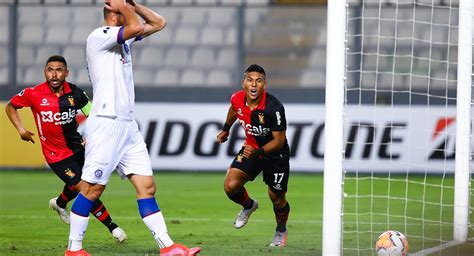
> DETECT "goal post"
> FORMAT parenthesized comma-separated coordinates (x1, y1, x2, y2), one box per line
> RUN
(453, 0, 472, 243)
(322, 0, 346, 255)
(323, 0, 472, 255)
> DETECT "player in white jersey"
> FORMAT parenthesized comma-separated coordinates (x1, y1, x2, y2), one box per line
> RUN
(65, 0, 201, 255)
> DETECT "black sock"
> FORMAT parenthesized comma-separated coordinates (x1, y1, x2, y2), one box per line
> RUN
(56, 185, 79, 209)
(91, 199, 118, 233)
(274, 202, 290, 232)
(227, 188, 253, 209)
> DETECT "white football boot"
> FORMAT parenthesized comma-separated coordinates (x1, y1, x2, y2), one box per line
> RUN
(269, 230, 288, 247)
(49, 197, 70, 224)
(234, 199, 258, 229)
(112, 227, 127, 243)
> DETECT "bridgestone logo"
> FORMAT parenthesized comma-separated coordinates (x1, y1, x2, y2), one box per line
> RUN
(41, 109, 77, 125)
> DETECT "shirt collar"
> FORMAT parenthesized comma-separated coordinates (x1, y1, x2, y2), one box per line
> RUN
(244, 90, 267, 110)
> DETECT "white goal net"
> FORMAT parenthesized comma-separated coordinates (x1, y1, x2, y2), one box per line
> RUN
(323, 0, 473, 255)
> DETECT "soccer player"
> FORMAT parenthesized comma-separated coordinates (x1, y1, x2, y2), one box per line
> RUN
(65, 0, 201, 255)
(5, 55, 127, 243)
(216, 64, 291, 247)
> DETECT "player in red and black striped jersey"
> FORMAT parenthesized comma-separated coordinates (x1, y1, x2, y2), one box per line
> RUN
(216, 64, 291, 247)
(5, 55, 127, 242)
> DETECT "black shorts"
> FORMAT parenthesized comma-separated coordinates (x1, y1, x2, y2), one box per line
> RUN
(48, 150, 84, 187)
(230, 147, 290, 194)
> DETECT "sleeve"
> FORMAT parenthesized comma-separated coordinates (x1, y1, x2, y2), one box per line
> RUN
(81, 101, 92, 117)
(76, 87, 90, 108)
(269, 104, 287, 131)
(229, 92, 237, 110)
(87, 26, 123, 52)
(9, 88, 33, 108)
(76, 88, 92, 116)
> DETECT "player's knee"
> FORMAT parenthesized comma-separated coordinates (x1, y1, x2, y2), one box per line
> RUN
(224, 179, 241, 195)
(137, 182, 156, 197)
(81, 183, 105, 200)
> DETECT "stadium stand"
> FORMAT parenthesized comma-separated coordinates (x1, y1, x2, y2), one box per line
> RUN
(1, 1, 454, 90)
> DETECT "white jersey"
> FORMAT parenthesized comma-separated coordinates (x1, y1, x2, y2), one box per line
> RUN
(86, 26, 139, 121)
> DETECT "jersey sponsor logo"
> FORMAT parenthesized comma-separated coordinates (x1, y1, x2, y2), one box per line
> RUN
(40, 109, 77, 125)
(123, 43, 130, 54)
(103, 27, 110, 34)
(238, 120, 270, 137)
(40, 98, 50, 106)
(276, 111, 282, 126)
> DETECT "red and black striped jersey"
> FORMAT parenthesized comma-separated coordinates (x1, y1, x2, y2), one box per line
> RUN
(230, 90, 290, 158)
(10, 82, 89, 164)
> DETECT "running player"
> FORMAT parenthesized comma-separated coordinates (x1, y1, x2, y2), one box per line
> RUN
(5, 55, 127, 243)
(216, 64, 291, 247)
(65, 0, 200, 255)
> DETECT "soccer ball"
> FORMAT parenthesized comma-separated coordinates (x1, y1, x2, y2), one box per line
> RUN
(375, 230, 409, 256)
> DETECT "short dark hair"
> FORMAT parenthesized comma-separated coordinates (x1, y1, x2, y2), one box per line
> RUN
(46, 55, 67, 68)
(244, 64, 266, 78)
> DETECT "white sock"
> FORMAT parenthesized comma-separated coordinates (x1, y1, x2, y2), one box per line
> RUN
(142, 211, 174, 248)
(68, 212, 90, 251)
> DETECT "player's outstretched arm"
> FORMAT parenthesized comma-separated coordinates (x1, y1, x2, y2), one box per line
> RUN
(132, 0, 166, 38)
(5, 102, 35, 144)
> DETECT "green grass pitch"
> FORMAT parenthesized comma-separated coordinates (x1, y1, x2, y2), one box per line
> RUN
(1, 171, 472, 255)
(0, 171, 321, 255)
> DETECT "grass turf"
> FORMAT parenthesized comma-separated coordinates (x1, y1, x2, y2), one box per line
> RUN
(1, 171, 472, 255)
(0, 171, 321, 255)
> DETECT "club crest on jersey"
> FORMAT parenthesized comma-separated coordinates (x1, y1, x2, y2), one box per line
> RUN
(68, 97, 75, 106)
(236, 153, 244, 163)
(258, 113, 265, 124)
(64, 168, 76, 178)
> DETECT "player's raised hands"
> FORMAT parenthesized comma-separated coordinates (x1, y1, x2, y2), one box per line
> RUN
(104, 0, 127, 12)
(19, 128, 35, 144)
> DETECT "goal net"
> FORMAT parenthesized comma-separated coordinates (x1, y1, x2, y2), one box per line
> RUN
(323, 0, 473, 255)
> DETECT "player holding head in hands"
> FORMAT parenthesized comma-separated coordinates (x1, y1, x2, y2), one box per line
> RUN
(5, 55, 126, 243)
(65, 1, 200, 255)
(216, 64, 291, 248)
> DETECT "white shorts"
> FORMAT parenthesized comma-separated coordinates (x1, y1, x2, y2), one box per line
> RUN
(81, 115, 153, 185)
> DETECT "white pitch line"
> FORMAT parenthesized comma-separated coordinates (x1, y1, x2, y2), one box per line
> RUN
(409, 240, 465, 256)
